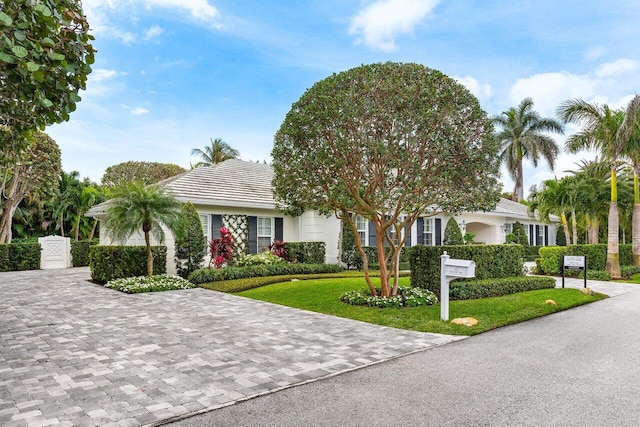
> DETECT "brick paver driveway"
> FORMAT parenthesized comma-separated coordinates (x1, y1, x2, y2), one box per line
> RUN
(0, 268, 464, 426)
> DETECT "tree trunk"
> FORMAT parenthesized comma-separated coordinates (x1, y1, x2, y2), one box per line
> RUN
(571, 209, 578, 245)
(561, 211, 571, 246)
(88, 218, 98, 241)
(633, 165, 640, 267)
(344, 213, 376, 296)
(375, 219, 390, 297)
(606, 168, 621, 278)
(144, 230, 153, 277)
(515, 156, 524, 202)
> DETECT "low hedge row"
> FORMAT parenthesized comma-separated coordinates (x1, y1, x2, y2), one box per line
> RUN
(70, 240, 99, 267)
(188, 263, 344, 285)
(0, 243, 41, 272)
(283, 242, 326, 264)
(537, 244, 634, 274)
(343, 246, 413, 270)
(89, 245, 167, 283)
(450, 276, 556, 300)
(410, 244, 525, 294)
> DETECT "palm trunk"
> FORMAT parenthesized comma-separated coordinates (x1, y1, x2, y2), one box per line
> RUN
(144, 230, 153, 277)
(571, 209, 578, 245)
(88, 218, 98, 241)
(606, 168, 621, 278)
(561, 211, 571, 246)
(633, 165, 640, 267)
(515, 155, 524, 202)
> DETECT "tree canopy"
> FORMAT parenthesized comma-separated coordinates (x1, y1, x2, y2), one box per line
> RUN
(272, 62, 502, 297)
(101, 161, 186, 189)
(0, 1, 95, 154)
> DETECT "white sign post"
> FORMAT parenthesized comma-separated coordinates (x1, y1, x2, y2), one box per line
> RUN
(440, 251, 476, 321)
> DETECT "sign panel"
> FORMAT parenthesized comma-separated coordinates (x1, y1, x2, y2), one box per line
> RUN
(564, 255, 585, 269)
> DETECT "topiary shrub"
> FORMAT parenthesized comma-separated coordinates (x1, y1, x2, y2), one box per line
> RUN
(450, 276, 556, 300)
(70, 239, 98, 267)
(174, 202, 206, 278)
(512, 221, 529, 246)
(89, 245, 167, 283)
(443, 218, 464, 245)
(0, 243, 41, 271)
(188, 263, 343, 285)
(409, 244, 525, 294)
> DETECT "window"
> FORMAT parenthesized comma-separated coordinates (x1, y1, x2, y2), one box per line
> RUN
(199, 214, 209, 242)
(504, 223, 513, 234)
(257, 217, 273, 251)
(355, 215, 367, 246)
(423, 218, 434, 246)
(537, 225, 544, 246)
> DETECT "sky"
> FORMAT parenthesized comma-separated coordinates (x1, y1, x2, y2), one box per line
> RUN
(47, 0, 640, 197)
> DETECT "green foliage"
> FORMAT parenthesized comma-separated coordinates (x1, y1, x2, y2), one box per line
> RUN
(537, 244, 635, 274)
(342, 246, 412, 270)
(340, 219, 359, 268)
(105, 274, 195, 293)
(89, 245, 167, 283)
(537, 246, 568, 274)
(443, 218, 464, 245)
(620, 265, 640, 279)
(101, 161, 186, 189)
(577, 270, 612, 281)
(188, 263, 343, 285)
(0, 1, 95, 153)
(339, 286, 437, 308)
(174, 202, 206, 278)
(234, 251, 285, 267)
(450, 276, 556, 300)
(283, 242, 326, 264)
(0, 242, 40, 271)
(523, 245, 543, 261)
(511, 221, 529, 245)
(70, 239, 97, 267)
(191, 138, 239, 167)
(409, 244, 525, 294)
(555, 224, 566, 246)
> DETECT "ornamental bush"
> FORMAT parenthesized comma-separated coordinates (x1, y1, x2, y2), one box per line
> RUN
(340, 286, 437, 308)
(344, 246, 413, 270)
(511, 221, 529, 245)
(443, 218, 464, 245)
(188, 263, 343, 285)
(174, 202, 206, 278)
(235, 251, 286, 267)
(283, 242, 326, 264)
(105, 274, 195, 293)
(89, 245, 166, 283)
(410, 244, 525, 294)
(0, 243, 41, 271)
(537, 244, 634, 275)
(449, 276, 556, 300)
(71, 239, 98, 267)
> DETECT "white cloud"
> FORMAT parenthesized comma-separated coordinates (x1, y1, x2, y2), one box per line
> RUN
(144, 24, 165, 40)
(454, 76, 493, 102)
(595, 58, 640, 78)
(142, 0, 219, 22)
(131, 107, 150, 115)
(90, 69, 120, 82)
(584, 46, 606, 62)
(349, 0, 439, 51)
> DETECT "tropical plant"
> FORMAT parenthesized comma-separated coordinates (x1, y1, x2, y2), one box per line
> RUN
(174, 202, 206, 278)
(558, 99, 625, 277)
(528, 179, 571, 245)
(620, 95, 640, 266)
(493, 98, 564, 201)
(209, 226, 235, 268)
(443, 218, 464, 245)
(103, 183, 182, 277)
(0, 1, 95, 158)
(272, 62, 502, 298)
(191, 138, 239, 167)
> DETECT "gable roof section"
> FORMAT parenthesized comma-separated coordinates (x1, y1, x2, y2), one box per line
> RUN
(160, 159, 276, 209)
(491, 197, 560, 223)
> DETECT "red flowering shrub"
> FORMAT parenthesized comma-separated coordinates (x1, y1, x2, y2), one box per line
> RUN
(269, 239, 288, 261)
(209, 227, 235, 268)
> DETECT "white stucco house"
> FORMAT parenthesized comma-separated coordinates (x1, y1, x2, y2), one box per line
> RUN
(86, 159, 558, 274)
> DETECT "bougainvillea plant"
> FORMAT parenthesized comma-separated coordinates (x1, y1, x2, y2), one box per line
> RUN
(209, 226, 235, 268)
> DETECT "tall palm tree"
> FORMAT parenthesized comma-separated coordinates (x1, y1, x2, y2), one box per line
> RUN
(620, 95, 640, 266)
(557, 99, 625, 277)
(104, 183, 182, 277)
(493, 98, 564, 201)
(191, 138, 239, 167)
(528, 179, 572, 246)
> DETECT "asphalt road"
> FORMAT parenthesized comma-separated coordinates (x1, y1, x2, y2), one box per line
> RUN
(166, 289, 640, 427)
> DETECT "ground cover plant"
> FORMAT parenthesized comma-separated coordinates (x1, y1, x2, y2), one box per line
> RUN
(237, 277, 606, 335)
(105, 274, 195, 293)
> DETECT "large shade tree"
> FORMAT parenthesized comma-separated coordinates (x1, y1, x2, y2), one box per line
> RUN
(0, 1, 94, 156)
(272, 62, 502, 297)
(493, 98, 564, 202)
(558, 99, 625, 277)
(101, 161, 186, 189)
(104, 183, 182, 277)
(191, 138, 239, 167)
(0, 131, 61, 243)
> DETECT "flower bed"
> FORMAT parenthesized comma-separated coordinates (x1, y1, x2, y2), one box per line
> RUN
(105, 274, 196, 293)
(340, 286, 437, 308)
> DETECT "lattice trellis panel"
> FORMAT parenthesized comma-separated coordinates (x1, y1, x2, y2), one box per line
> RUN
(223, 214, 249, 254)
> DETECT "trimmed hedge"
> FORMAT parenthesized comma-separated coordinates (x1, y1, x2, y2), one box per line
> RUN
(89, 245, 167, 283)
(283, 242, 326, 264)
(0, 243, 41, 272)
(450, 276, 556, 300)
(188, 263, 343, 285)
(70, 240, 98, 267)
(524, 245, 543, 261)
(410, 244, 525, 294)
(537, 244, 634, 275)
(346, 246, 413, 270)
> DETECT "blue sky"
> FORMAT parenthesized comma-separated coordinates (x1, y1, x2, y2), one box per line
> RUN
(47, 0, 640, 195)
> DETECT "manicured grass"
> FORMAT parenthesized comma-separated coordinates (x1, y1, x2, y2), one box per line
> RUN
(238, 277, 607, 336)
(614, 273, 640, 284)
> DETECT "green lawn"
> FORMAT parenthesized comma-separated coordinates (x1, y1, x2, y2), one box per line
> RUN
(614, 273, 640, 284)
(238, 277, 606, 335)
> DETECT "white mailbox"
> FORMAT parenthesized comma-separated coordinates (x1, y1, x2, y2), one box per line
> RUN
(440, 251, 476, 321)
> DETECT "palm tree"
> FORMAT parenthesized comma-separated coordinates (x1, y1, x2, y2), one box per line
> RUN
(557, 99, 625, 277)
(191, 138, 239, 167)
(528, 179, 572, 246)
(493, 98, 564, 201)
(620, 95, 640, 266)
(52, 170, 81, 237)
(103, 183, 182, 277)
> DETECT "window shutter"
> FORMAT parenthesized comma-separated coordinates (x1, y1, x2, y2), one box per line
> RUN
(275, 217, 283, 241)
(529, 224, 534, 245)
(248, 216, 257, 254)
(544, 226, 549, 246)
(211, 215, 222, 240)
(417, 218, 424, 245)
(435, 218, 442, 246)
(368, 220, 376, 248)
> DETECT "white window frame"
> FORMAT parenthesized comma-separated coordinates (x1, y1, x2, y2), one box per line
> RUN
(537, 225, 545, 246)
(199, 214, 210, 243)
(504, 223, 513, 234)
(355, 215, 368, 247)
(257, 217, 273, 251)
(423, 218, 434, 246)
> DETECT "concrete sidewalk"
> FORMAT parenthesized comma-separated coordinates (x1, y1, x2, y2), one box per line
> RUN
(0, 268, 463, 426)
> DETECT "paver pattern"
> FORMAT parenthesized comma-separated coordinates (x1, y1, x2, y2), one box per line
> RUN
(0, 268, 464, 426)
